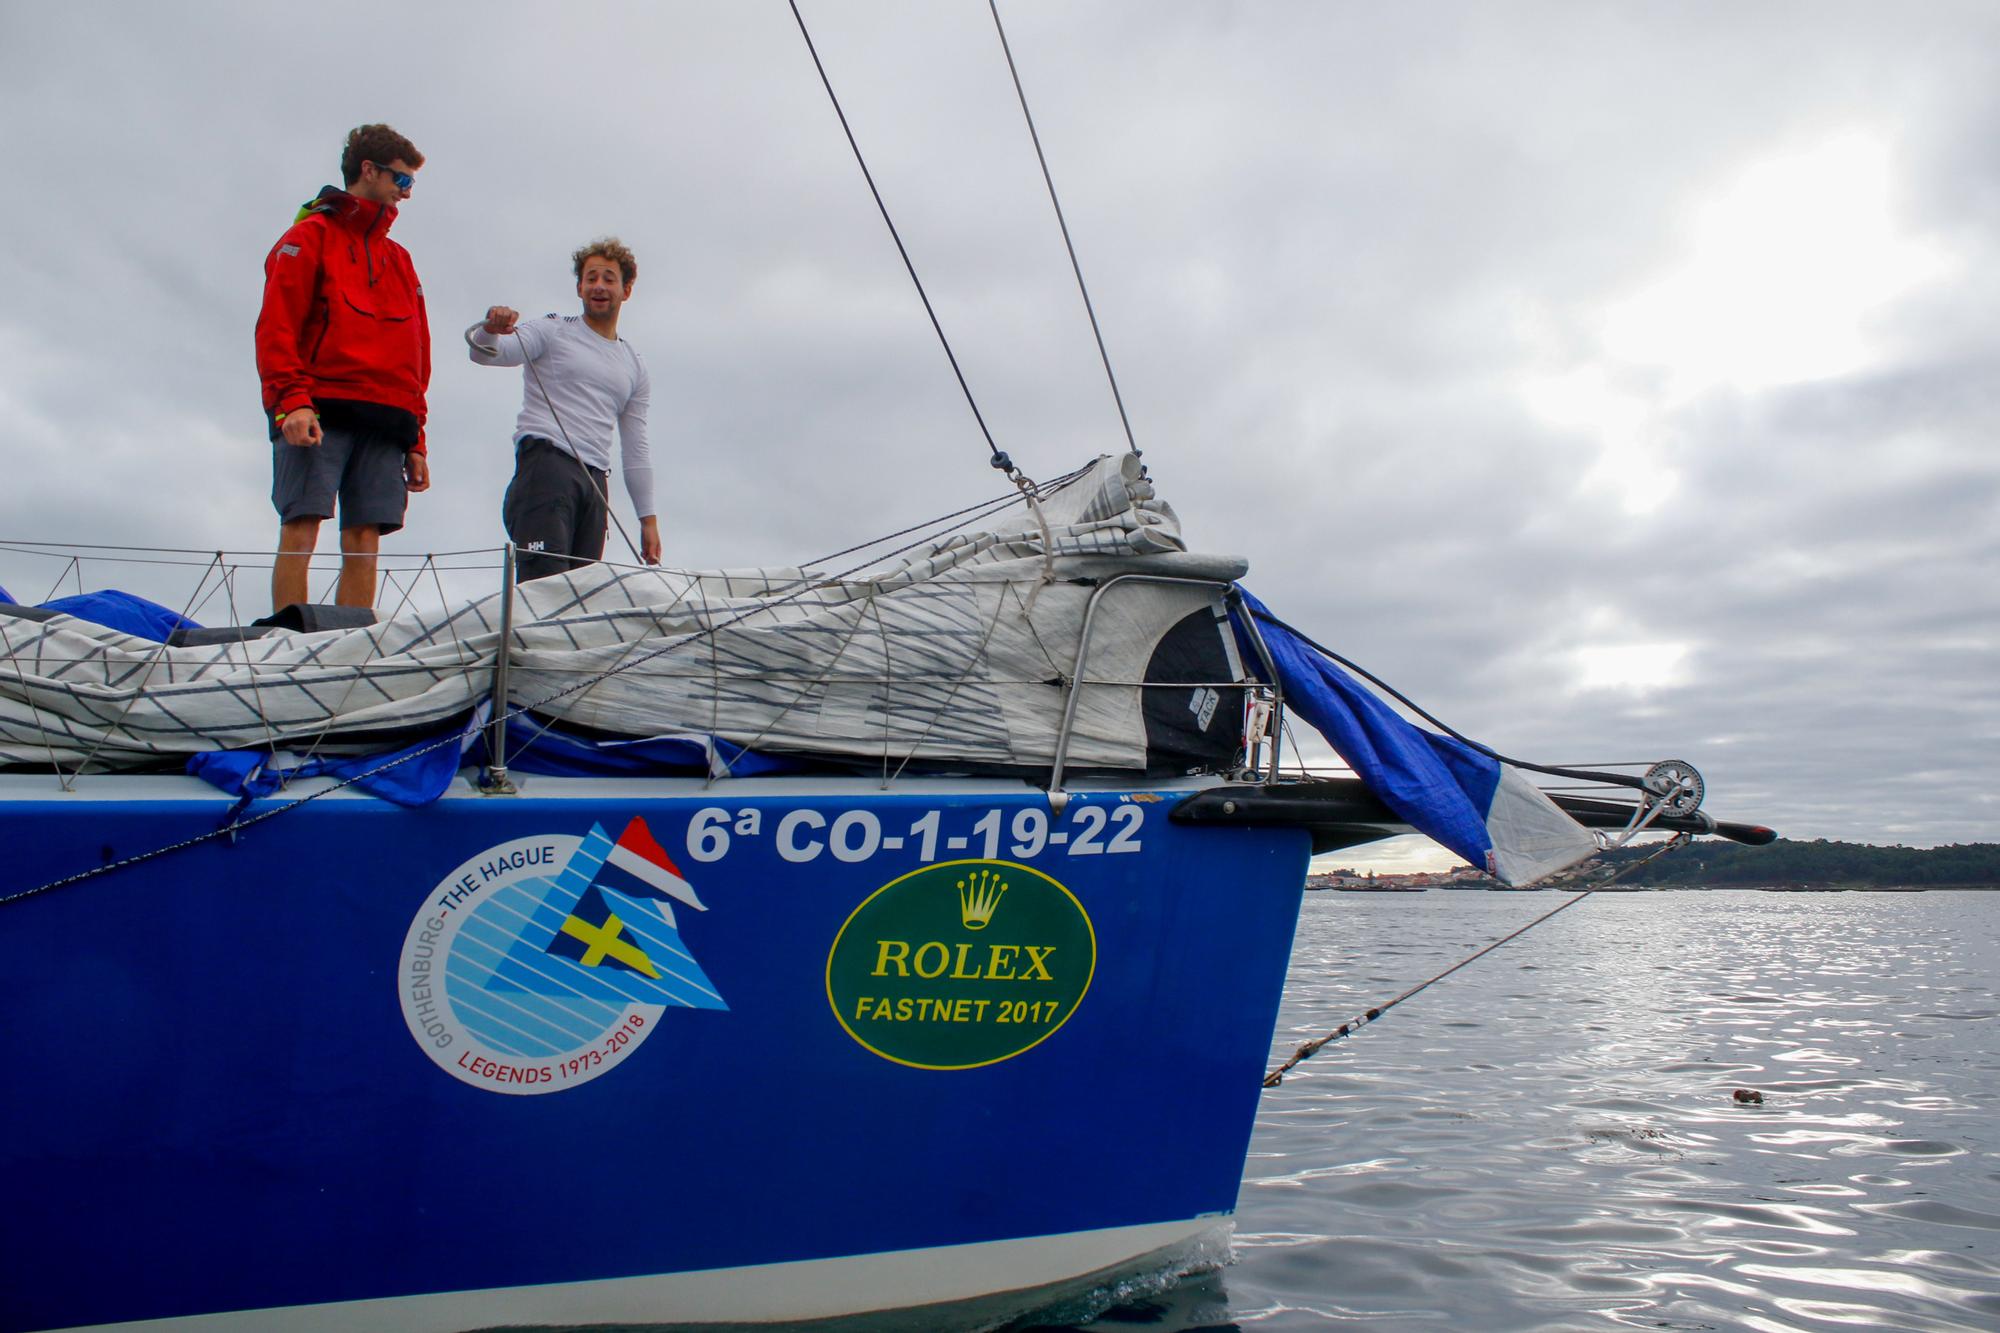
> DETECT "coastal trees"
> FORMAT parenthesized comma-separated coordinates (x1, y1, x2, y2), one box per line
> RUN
(1602, 839, 2000, 888)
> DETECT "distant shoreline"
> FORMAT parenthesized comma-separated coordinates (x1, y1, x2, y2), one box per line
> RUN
(1315, 839, 2000, 893)
(1306, 879, 2000, 893)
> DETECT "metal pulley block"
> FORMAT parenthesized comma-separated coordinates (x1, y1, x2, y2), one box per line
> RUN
(1643, 759, 1705, 817)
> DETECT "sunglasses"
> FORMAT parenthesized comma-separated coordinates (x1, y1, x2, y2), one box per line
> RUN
(369, 161, 415, 191)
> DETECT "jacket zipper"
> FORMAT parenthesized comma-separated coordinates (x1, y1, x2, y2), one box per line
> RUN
(309, 298, 330, 364)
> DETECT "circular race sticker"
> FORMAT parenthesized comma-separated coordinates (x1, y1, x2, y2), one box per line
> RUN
(400, 825, 726, 1095)
(827, 859, 1095, 1070)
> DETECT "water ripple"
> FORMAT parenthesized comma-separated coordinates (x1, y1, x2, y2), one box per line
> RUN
(1039, 889, 2000, 1333)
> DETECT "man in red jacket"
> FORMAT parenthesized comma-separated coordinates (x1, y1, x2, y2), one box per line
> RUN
(256, 124, 431, 612)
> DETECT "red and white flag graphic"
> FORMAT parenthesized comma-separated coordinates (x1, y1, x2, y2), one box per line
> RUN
(603, 817, 706, 911)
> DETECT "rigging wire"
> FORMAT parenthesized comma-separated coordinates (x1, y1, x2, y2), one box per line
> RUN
(463, 320, 645, 567)
(40, 556, 81, 604)
(986, 0, 1139, 458)
(787, 0, 1017, 479)
(0, 468, 1101, 909)
(1262, 833, 1691, 1087)
(520, 331, 646, 566)
(64, 554, 225, 790)
(0, 16, 1685, 933)
(802, 462, 1088, 570)
(1247, 605, 1654, 796)
(0, 541, 506, 575)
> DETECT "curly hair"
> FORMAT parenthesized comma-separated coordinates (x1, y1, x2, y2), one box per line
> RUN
(573, 237, 637, 288)
(340, 124, 424, 187)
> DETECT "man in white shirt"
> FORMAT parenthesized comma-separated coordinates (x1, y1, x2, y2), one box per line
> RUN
(467, 237, 661, 581)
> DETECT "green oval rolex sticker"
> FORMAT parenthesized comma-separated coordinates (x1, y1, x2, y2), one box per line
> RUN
(827, 859, 1096, 1070)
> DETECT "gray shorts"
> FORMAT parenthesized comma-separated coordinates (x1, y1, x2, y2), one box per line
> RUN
(272, 420, 410, 534)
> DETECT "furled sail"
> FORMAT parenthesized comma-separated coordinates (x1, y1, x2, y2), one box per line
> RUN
(0, 455, 1248, 777)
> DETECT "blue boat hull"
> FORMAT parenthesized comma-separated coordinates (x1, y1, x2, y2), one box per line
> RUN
(0, 776, 1308, 1330)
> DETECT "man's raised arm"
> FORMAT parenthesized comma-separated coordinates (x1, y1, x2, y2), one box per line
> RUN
(465, 306, 534, 366)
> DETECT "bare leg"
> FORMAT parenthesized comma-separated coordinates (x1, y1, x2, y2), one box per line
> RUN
(337, 526, 381, 608)
(273, 517, 322, 613)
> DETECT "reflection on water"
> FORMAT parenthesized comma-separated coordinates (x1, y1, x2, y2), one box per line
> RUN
(1033, 890, 2000, 1332)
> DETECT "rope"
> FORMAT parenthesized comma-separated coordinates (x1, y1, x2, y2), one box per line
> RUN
(289, 553, 433, 776)
(462, 318, 643, 566)
(220, 563, 285, 769)
(65, 553, 224, 790)
(1010, 470, 1058, 609)
(987, 0, 1139, 459)
(802, 461, 1092, 570)
(39, 554, 81, 603)
(1248, 605, 1653, 796)
(787, 0, 1019, 480)
(864, 583, 895, 785)
(885, 587, 1012, 787)
(719, 580, 874, 764)
(1261, 833, 1691, 1087)
(694, 570, 725, 785)
(555, 571, 703, 748)
(520, 337, 645, 565)
(0, 616, 66, 777)
(423, 556, 470, 668)
(0, 540, 506, 567)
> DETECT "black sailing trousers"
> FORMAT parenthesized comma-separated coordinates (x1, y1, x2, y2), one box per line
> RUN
(502, 436, 609, 583)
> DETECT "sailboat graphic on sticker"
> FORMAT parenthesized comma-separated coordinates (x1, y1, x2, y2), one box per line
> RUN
(398, 817, 728, 1095)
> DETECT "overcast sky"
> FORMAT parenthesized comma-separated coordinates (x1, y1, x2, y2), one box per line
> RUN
(2, 2, 1994, 868)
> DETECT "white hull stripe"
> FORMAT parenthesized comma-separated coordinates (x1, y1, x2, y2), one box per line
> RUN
(53, 1216, 1228, 1332)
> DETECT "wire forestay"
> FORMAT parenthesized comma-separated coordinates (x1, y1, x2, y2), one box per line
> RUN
(787, 0, 1018, 480)
(986, 0, 1139, 458)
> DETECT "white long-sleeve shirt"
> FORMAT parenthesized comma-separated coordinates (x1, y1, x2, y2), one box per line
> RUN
(467, 314, 654, 518)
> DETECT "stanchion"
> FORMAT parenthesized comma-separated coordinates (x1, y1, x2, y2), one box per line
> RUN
(483, 543, 518, 794)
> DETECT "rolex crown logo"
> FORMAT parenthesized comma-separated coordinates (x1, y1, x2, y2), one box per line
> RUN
(957, 869, 1008, 930)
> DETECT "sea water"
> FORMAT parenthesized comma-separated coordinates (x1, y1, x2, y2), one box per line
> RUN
(1028, 888, 2000, 1331)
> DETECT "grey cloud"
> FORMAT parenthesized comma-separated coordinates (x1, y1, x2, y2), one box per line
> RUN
(2, 1, 1995, 859)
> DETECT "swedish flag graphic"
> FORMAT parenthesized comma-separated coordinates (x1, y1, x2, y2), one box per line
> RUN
(547, 885, 661, 978)
(484, 821, 728, 1011)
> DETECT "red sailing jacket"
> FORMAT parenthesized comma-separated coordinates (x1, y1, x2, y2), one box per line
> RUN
(256, 186, 431, 452)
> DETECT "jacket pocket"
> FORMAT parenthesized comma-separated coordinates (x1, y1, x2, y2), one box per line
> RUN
(338, 287, 412, 323)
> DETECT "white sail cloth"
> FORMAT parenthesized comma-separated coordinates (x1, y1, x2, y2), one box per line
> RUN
(0, 455, 1247, 773)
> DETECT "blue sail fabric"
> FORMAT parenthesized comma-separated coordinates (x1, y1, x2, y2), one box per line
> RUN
(187, 713, 800, 809)
(39, 590, 199, 642)
(0, 585, 13, 605)
(1230, 587, 1504, 873)
(488, 717, 802, 779)
(187, 725, 473, 810)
